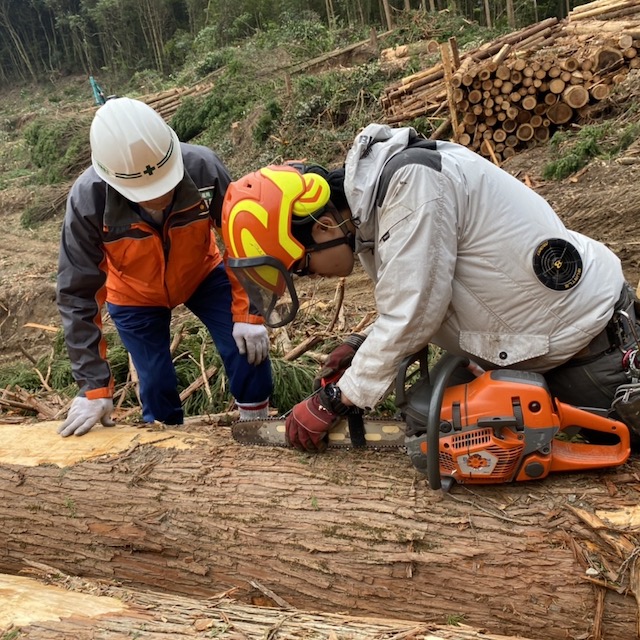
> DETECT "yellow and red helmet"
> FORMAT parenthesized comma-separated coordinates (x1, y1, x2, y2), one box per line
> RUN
(221, 165, 331, 327)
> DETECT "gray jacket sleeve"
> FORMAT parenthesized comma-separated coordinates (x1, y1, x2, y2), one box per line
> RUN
(56, 170, 113, 397)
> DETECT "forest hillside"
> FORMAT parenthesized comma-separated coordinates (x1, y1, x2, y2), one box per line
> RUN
(1, 1, 640, 420)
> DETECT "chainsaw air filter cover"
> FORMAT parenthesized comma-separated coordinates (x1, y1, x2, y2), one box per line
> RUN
(532, 238, 583, 291)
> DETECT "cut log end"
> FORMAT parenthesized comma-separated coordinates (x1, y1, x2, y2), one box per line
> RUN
(563, 84, 589, 109)
(547, 101, 574, 124)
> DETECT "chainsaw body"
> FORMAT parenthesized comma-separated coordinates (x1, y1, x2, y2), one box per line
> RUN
(397, 353, 630, 490)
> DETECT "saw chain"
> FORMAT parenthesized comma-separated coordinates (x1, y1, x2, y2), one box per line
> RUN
(231, 416, 406, 449)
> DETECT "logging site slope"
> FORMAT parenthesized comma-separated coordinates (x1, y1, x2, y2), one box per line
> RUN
(4, 4, 640, 640)
(2, 5, 640, 386)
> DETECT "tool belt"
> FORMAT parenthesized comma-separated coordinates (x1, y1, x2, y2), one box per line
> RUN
(566, 283, 638, 365)
(612, 383, 640, 435)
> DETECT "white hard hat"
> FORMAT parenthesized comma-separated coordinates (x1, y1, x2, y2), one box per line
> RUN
(90, 97, 184, 203)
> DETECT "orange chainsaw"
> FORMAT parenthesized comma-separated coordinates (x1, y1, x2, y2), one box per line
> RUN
(398, 352, 630, 490)
(231, 350, 631, 491)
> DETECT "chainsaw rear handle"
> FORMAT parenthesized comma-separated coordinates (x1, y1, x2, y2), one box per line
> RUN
(426, 355, 470, 490)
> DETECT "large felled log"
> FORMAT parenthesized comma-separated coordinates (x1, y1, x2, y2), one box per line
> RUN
(2, 421, 640, 639)
(0, 569, 537, 639)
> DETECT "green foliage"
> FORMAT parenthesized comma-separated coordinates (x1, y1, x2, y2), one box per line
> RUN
(289, 64, 384, 136)
(212, 61, 388, 175)
(543, 127, 602, 180)
(543, 121, 640, 180)
(164, 29, 193, 71)
(20, 191, 66, 229)
(0, 362, 42, 390)
(253, 101, 283, 143)
(254, 11, 335, 60)
(271, 357, 316, 413)
(406, 116, 444, 140)
(0, 330, 77, 394)
(195, 48, 235, 78)
(0, 132, 31, 190)
(23, 114, 92, 184)
(171, 96, 209, 141)
(225, 12, 256, 43)
(0, 318, 315, 418)
(192, 26, 223, 56)
(609, 122, 640, 156)
(386, 10, 505, 51)
(126, 70, 171, 95)
(173, 53, 272, 144)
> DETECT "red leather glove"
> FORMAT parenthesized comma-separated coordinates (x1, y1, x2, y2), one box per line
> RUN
(313, 333, 366, 391)
(285, 394, 340, 452)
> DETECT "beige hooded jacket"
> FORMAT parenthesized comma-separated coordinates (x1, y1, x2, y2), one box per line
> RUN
(337, 124, 624, 410)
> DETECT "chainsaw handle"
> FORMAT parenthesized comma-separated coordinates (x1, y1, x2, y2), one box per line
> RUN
(394, 347, 430, 408)
(427, 355, 470, 490)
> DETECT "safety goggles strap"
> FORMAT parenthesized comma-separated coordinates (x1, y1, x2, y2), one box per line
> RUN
(305, 235, 353, 254)
(293, 235, 354, 277)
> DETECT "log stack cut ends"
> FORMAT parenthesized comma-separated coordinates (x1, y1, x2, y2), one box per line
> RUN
(380, 0, 640, 163)
(445, 42, 634, 164)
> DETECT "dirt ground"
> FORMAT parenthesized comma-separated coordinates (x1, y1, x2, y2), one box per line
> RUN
(0, 186, 62, 366)
(2, 76, 640, 368)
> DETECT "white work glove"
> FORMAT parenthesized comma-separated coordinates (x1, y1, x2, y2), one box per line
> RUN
(58, 396, 115, 437)
(232, 322, 269, 365)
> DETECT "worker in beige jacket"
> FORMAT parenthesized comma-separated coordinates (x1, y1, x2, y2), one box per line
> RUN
(221, 123, 638, 452)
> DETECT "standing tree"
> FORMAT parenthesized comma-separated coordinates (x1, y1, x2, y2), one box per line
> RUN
(506, 0, 516, 27)
(381, 0, 394, 28)
(138, 0, 170, 74)
(0, 0, 39, 81)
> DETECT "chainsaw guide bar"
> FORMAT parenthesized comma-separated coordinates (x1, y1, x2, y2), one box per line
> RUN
(231, 417, 406, 449)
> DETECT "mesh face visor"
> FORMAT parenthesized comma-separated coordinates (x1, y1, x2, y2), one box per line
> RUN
(228, 256, 300, 328)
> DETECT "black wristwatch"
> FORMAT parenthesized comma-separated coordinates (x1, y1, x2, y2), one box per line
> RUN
(319, 383, 351, 416)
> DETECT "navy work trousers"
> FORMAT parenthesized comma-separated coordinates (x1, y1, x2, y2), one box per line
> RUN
(107, 264, 273, 424)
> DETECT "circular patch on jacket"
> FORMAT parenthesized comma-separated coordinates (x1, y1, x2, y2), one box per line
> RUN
(532, 238, 583, 290)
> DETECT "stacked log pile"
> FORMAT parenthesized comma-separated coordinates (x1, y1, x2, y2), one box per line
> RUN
(139, 82, 214, 120)
(381, 0, 640, 164)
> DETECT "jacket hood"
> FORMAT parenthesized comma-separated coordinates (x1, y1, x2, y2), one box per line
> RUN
(344, 124, 417, 225)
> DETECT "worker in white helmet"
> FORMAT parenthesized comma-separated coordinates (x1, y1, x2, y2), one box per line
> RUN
(56, 97, 272, 436)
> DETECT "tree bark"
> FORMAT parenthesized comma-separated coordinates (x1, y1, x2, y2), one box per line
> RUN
(506, 0, 516, 29)
(1, 421, 640, 640)
(484, 0, 493, 28)
(0, 569, 537, 640)
(381, 0, 394, 29)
